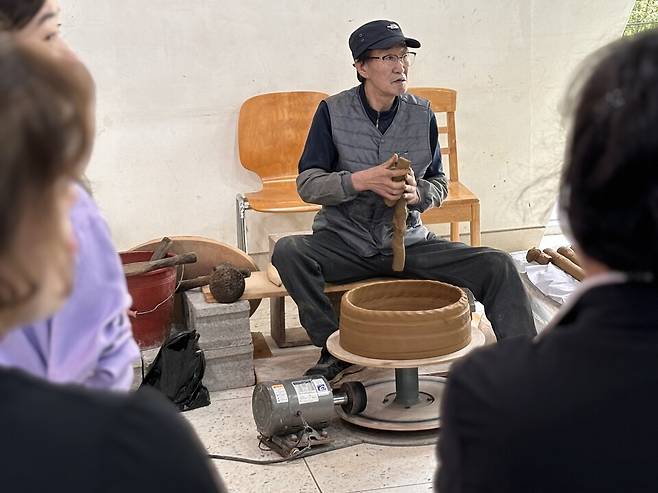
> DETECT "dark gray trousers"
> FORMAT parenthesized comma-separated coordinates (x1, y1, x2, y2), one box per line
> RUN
(272, 229, 536, 347)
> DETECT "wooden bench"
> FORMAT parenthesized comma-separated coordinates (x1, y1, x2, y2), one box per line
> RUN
(203, 269, 391, 348)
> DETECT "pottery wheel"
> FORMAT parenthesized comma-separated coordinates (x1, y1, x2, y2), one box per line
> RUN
(336, 375, 446, 431)
(327, 321, 485, 431)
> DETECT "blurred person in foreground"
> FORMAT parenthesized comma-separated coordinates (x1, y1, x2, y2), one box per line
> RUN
(0, 0, 140, 390)
(0, 34, 225, 493)
(437, 29, 658, 492)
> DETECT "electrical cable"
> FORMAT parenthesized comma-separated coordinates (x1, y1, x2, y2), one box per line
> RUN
(207, 410, 358, 465)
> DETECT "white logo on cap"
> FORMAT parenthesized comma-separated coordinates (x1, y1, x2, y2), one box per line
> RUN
(387, 24, 400, 30)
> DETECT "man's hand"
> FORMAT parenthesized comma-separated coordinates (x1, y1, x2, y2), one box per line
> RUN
(351, 154, 408, 202)
(403, 167, 421, 205)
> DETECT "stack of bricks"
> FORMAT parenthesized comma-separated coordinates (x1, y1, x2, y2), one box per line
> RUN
(183, 290, 255, 392)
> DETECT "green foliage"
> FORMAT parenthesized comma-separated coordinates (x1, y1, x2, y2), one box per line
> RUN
(625, 0, 658, 36)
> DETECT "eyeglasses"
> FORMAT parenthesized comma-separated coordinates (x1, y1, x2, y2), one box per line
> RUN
(366, 52, 416, 67)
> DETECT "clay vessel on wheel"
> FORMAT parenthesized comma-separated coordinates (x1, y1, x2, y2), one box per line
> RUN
(339, 280, 471, 360)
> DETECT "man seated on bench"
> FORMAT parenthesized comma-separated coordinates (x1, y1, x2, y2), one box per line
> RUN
(272, 19, 536, 382)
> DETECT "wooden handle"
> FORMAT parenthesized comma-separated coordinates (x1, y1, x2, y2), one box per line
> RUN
(149, 252, 197, 269)
(557, 246, 581, 267)
(392, 199, 407, 271)
(543, 248, 585, 281)
(390, 157, 411, 271)
(124, 252, 198, 277)
(176, 275, 210, 293)
(149, 237, 173, 261)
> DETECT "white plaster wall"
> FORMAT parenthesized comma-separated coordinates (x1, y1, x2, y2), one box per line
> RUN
(61, 0, 634, 253)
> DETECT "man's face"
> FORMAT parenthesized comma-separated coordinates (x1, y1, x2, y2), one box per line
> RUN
(356, 44, 409, 99)
(15, 0, 74, 59)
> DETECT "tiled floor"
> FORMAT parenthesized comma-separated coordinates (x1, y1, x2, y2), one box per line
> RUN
(185, 396, 438, 492)
(183, 233, 569, 492)
(185, 382, 438, 492)
(183, 298, 497, 493)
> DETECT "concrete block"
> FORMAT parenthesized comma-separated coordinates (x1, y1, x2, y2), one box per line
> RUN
(184, 290, 251, 350)
(203, 343, 255, 392)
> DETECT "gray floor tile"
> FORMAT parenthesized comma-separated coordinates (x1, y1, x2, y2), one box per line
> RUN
(185, 394, 319, 492)
(304, 443, 437, 493)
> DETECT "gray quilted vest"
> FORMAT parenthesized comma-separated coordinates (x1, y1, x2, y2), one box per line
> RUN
(312, 86, 433, 257)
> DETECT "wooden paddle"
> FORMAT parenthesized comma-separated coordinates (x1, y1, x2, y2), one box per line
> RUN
(390, 157, 412, 271)
(123, 252, 197, 277)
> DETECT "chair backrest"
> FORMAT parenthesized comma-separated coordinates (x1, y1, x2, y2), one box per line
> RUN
(407, 87, 459, 182)
(238, 91, 329, 183)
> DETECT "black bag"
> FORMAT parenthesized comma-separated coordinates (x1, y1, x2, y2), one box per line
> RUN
(140, 330, 210, 412)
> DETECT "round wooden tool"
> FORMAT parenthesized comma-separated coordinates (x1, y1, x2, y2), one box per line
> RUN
(131, 236, 261, 314)
(557, 246, 581, 267)
(526, 247, 551, 265)
(543, 248, 585, 281)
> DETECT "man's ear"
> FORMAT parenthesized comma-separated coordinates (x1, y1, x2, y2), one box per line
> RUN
(354, 60, 368, 80)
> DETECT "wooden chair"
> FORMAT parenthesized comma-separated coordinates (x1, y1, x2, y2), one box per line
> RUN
(235, 91, 328, 252)
(408, 87, 481, 246)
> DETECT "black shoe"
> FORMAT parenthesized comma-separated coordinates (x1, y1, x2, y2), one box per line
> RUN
(304, 347, 361, 383)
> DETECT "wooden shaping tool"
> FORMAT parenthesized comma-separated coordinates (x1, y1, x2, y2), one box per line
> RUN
(543, 248, 585, 281)
(526, 247, 551, 265)
(176, 275, 210, 293)
(527, 246, 584, 280)
(557, 245, 581, 267)
(176, 263, 252, 293)
(384, 156, 412, 208)
(390, 157, 412, 271)
(123, 252, 197, 277)
(149, 237, 173, 261)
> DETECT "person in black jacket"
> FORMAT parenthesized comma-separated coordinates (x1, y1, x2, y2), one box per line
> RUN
(0, 35, 225, 493)
(436, 28, 658, 492)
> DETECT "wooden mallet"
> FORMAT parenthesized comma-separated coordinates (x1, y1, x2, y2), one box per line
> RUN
(557, 246, 581, 267)
(123, 252, 197, 277)
(543, 248, 585, 281)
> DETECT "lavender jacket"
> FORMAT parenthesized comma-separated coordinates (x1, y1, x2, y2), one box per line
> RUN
(0, 184, 140, 390)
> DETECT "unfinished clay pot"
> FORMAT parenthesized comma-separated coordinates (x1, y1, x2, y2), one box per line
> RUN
(339, 280, 471, 360)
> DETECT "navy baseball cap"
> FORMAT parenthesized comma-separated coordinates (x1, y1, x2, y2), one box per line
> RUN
(349, 20, 420, 60)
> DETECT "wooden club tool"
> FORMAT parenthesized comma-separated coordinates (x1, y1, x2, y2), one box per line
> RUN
(149, 237, 173, 261)
(526, 247, 584, 281)
(123, 252, 197, 277)
(526, 247, 551, 265)
(543, 248, 585, 281)
(388, 156, 412, 272)
(557, 246, 581, 267)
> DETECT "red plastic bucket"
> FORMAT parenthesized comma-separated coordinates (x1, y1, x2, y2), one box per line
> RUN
(120, 251, 177, 349)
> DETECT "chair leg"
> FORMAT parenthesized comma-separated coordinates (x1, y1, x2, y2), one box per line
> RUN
(269, 296, 286, 347)
(470, 202, 481, 246)
(450, 222, 460, 242)
(269, 295, 312, 348)
(236, 194, 249, 252)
